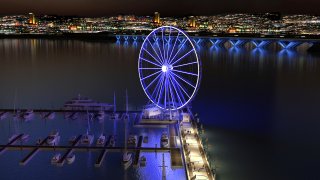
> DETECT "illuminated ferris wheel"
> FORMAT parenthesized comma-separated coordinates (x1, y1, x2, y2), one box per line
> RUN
(138, 26, 201, 110)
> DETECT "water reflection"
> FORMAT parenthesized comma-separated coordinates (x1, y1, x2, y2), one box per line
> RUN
(1, 39, 320, 180)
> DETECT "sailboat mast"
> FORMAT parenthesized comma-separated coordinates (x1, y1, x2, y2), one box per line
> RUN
(87, 110, 90, 134)
(162, 153, 167, 180)
(113, 91, 116, 113)
(126, 89, 128, 115)
(124, 90, 128, 151)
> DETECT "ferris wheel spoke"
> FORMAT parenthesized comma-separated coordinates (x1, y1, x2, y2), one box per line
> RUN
(168, 75, 184, 106)
(173, 61, 197, 68)
(141, 70, 162, 81)
(164, 78, 167, 108)
(140, 57, 161, 67)
(172, 69, 198, 77)
(144, 72, 163, 90)
(170, 49, 195, 66)
(169, 73, 191, 99)
(155, 37, 165, 63)
(151, 73, 164, 98)
(168, 32, 180, 62)
(139, 68, 162, 70)
(168, 77, 177, 109)
(146, 39, 164, 64)
(171, 71, 196, 89)
(168, 37, 188, 64)
(156, 74, 166, 106)
(142, 47, 163, 66)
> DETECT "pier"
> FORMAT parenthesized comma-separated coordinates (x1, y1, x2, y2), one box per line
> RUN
(0, 108, 140, 114)
(0, 142, 180, 167)
(169, 124, 183, 168)
(94, 135, 112, 167)
(0, 134, 24, 155)
(181, 121, 215, 180)
(20, 136, 50, 165)
(133, 136, 143, 167)
(56, 135, 82, 167)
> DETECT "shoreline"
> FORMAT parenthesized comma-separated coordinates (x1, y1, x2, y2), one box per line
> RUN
(1, 33, 320, 40)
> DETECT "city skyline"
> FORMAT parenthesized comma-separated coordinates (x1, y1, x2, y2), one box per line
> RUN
(1, 12, 320, 35)
(0, 0, 320, 16)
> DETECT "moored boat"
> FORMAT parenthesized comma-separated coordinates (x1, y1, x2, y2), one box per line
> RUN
(47, 130, 60, 146)
(80, 133, 94, 145)
(140, 156, 146, 167)
(127, 134, 137, 147)
(23, 110, 34, 121)
(0, 112, 9, 120)
(108, 135, 116, 147)
(51, 153, 61, 164)
(122, 152, 132, 170)
(161, 132, 169, 148)
(96, 134, 106, 146)
(66, 154, 75, 164)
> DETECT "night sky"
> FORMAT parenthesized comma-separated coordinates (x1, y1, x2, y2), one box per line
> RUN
(0, 0, 319, 16)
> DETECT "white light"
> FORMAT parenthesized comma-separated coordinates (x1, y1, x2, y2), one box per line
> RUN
(162, 65, 168, 72)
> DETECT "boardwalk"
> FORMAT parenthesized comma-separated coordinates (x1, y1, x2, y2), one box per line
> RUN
(181, 122, 215, 180)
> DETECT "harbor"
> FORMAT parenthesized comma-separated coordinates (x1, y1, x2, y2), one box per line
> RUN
(0, 106, 215, 180)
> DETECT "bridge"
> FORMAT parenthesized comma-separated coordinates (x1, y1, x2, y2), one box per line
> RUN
(113, 34, 320, 51)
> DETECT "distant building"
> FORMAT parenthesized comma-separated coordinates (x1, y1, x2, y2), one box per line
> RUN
(28, 13, 36, 25)
(189, 16, 196, 27)
(154, 12, 160, 24)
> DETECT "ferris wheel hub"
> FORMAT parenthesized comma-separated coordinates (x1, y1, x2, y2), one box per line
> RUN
(162, 65, 168, 72)
(161, 64, 173, 73)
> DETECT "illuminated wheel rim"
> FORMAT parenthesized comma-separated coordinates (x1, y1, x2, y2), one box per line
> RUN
(138, 26, 201, 110)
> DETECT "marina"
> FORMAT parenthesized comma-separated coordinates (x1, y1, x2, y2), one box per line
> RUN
(0, 109, 215, 179)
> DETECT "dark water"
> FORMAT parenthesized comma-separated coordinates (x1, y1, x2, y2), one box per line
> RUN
(0, 39, 320, 180)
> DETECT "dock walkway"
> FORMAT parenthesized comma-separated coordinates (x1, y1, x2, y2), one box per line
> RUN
(94, 135, 112, 167)
(20, 136, 50, 165)
(133, 136, 143, 167)
(181, 122, 214, 180)
(169, 124, 183, 168)
(0, 134, 24, 155)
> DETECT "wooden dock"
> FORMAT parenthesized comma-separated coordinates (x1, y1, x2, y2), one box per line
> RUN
(169, 124, 177, 148)
(169, 124, 183, 168)
(0, 108, 141, 114)
(56, 135, 82, 167)
(170, 148, 183, 168)
(0, 134, 24, 155)
(19, 136, 50, 166)
(94, 135, 112, 167)
(133, 136, 143, 168)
